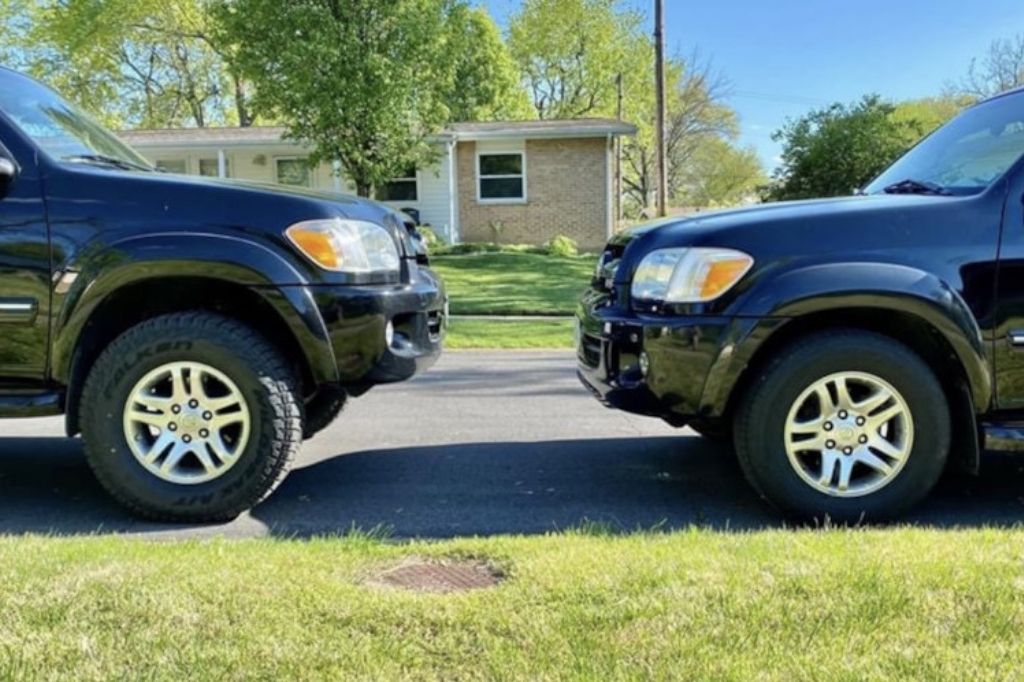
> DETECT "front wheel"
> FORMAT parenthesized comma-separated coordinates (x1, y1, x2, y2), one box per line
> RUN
(80, 312, 303, 522)
(734, 330, 950, 522)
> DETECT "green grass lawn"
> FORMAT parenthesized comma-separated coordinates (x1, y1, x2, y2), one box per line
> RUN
(445, 318, 574, 349)
(431, 252, 595, 316)
(3, 528, 1024, 680)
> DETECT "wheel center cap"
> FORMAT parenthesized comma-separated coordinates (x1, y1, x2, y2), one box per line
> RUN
(180, 412, 201, 433)
(837, 425, 856, 441)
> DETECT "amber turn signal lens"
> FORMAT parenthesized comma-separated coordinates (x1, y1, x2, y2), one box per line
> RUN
(701, 257, 753, 299)
(287, 227, 339, 269)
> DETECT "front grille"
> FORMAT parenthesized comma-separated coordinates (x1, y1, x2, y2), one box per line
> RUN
(427, 310, 444, 341)
(579, 332, 602, 368)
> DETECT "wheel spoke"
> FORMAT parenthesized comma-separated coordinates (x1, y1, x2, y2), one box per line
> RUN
(814, 385, 836, 414)
(836, 456, 855, 492)
(853, 388, 891, 415)
(143, 429, 176, 463)
(206, 395, 243, 413)
(129, 408, 169, 428)
(867, 404, 903, 430)
(818, 450, 840, 487)
(208, 433, 237, 463)
(869, 435, 906, 460)
(855, 448, 893, 475)
(133, 394, 173, 412)
(789, 417, 824, 436)
(193, 446, 217, 475)
(160, 441, 189, 474)
(210, 412, 246, 429)
(834, 376, 854, 411)
(170, 365, 189, 403)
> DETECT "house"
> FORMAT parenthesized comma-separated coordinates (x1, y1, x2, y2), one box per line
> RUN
(119, 119, 637, 251)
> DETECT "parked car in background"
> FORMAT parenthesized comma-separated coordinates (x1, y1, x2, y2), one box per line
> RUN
(579, 86, 1024, 520)
(0, 67, 445, 521)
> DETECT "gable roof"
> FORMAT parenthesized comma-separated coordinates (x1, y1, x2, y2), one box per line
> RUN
(118, 119, 637, 149)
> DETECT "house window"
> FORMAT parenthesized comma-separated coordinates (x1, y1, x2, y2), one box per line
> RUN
(478, 152, 525, 201)
(376, 166, 418, 201)
(199, 157, 230, 177)
(276, 157, 311, 187)
(155, 159, 187, 174)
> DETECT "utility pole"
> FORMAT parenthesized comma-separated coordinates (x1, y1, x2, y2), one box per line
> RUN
(615, 72, 624, 225)
(654, 0, 668, 217)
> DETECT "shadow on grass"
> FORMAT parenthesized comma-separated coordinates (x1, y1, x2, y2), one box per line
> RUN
(1, 435, 1024, 537)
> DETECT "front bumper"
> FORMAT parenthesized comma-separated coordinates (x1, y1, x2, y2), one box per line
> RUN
(576, 288, 736, 422)
(310, 265, 446, 389)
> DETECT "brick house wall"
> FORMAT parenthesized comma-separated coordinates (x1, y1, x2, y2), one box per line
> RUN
(457, 138, 610, 251)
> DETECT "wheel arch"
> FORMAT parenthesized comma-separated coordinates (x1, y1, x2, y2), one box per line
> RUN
(707, 262, 991, 474)
(55, 235, 339, 435)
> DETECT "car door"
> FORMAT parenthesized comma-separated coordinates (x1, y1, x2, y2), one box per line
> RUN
(0, 121, 51, 385)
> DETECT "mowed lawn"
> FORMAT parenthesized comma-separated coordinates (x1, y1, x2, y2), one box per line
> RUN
(431, 252, 596, 316)
(445, 318, 574, 349)
(3, 528, 1024, 680)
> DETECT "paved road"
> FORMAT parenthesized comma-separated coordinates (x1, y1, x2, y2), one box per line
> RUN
(3, 351, 1024, 538)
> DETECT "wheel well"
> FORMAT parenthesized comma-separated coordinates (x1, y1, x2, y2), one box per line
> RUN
(724, 308, 980, 473)
(64, 277, 316, 436)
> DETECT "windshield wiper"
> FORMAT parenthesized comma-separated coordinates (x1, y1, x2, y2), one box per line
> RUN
(882, 178, 952, 196)
(62, 154, 152, 172)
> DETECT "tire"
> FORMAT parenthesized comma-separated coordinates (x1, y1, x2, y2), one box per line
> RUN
(734, 330, 950, 522)
(80, 312, 303, 522)
(687, 418, 732, 443)
(303, 389, 346, 440)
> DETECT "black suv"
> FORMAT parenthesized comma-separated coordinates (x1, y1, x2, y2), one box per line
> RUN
(579, 87, 1024, 521)
(0, 68, 445, 521)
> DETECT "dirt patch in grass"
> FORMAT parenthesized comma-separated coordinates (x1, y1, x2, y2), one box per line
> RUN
(372, 558, 504, 593)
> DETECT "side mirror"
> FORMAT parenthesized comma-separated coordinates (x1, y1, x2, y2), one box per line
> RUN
(0, 157, 16, 198)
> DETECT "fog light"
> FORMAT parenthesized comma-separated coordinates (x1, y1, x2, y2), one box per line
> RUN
(385, 320, 395, 347)
(639, 351, 650, 377)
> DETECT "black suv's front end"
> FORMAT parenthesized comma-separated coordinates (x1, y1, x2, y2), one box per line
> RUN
(576, 225, 756, 425)
(289, 208, 447, 392)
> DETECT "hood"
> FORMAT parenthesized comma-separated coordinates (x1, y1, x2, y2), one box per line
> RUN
(51, 164, 418, 257)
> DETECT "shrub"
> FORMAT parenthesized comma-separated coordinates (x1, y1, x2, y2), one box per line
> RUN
(417, 225, 441, 249)
(545, 234, 579, 257)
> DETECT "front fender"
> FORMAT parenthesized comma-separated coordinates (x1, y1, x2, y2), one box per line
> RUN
(51, 232, 338, 385)
(719, 262, 991, 410)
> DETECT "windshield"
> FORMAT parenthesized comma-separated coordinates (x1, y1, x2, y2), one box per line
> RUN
(865, 91, 1024, 196)
(0, 70, 151, 170)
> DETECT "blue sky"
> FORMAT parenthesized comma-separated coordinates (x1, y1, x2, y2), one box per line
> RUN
(482, 0, 1024, 170)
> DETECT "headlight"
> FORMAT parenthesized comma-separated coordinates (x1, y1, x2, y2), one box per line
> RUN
(631, 247, 753, 303)
(285, 218, 400, 273)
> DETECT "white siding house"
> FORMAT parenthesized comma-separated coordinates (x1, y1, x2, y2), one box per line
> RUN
(120, 119, 636, 250)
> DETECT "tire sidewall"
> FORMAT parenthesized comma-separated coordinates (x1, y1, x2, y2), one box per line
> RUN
(740, 335, 950, 521)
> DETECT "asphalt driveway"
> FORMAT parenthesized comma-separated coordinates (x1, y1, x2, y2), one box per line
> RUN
(2, 350, 1024, 538)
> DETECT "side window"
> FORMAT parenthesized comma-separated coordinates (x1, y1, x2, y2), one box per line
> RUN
(199, 157, 230, 178)
(478, 152, 525, 202)
(276, 157, 311, 187)
(155, 159, 187, 174)
(376, 166, 418, 201)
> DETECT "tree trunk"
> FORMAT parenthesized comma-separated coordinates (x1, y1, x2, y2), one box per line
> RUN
(355, 180, 372, 197)
(234, 77, 254, 127)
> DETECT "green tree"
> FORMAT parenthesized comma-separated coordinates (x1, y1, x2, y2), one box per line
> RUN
(23, 0, 248, 129)
(217, 0, 466, 197)
(444, 6, 533, 121)
(0, 0, 31, 68)
(674, 138, 765, 208)
(767, 95, 920, 201)
(891, 96, 971, 139)
(508, 0, 647, 119)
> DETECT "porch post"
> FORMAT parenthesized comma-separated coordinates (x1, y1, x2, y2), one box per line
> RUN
(217, 149, 227, 179)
